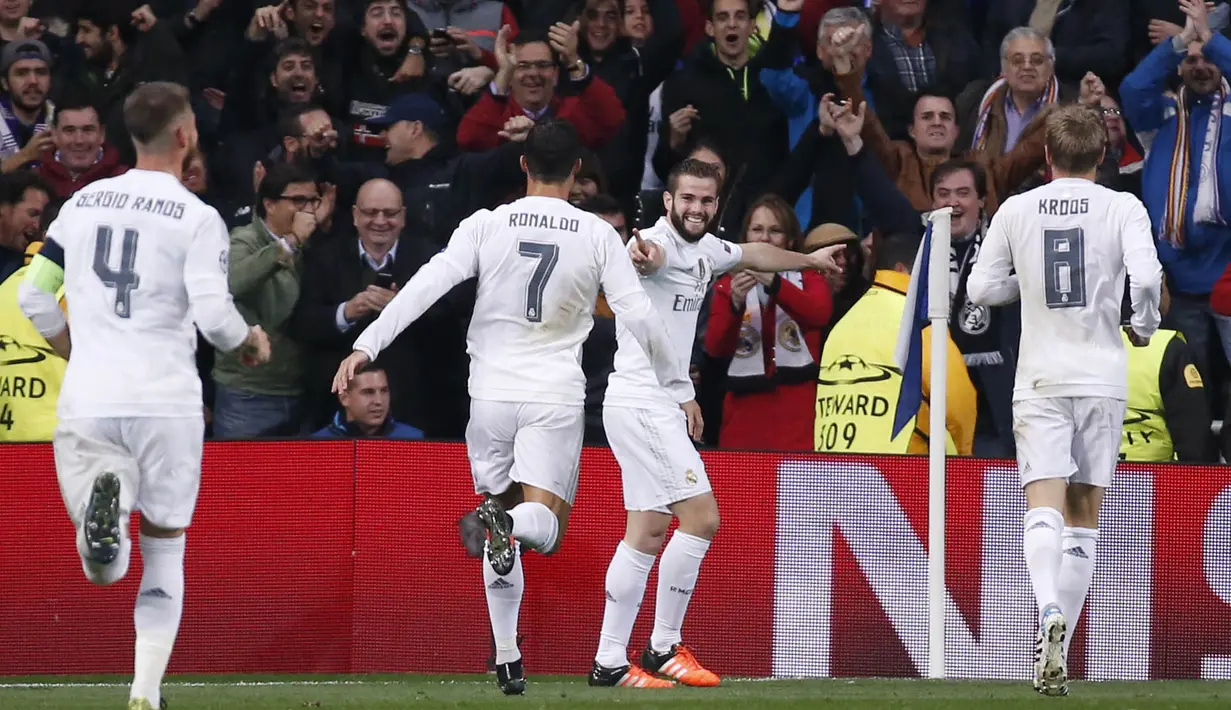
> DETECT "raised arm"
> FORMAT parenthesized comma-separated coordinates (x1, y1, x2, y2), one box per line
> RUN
(598, 227, 694, 405)
(347, 213, 485, 368)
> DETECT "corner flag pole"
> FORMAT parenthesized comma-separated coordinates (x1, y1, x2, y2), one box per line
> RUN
(925, 207, 952, 680)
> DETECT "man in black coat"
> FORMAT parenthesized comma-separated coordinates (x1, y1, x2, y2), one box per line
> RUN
(292, 177, 470, 437)
(314, 91, 529, 249)
(653, 0, 794, 238)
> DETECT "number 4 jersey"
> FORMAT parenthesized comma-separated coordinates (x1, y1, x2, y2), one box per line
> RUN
(20, 169, 250, 419)
(351, 195, 694, 406)
(968, 177, 1164, 402)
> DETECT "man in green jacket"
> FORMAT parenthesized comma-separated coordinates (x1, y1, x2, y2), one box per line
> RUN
(212, 162, 325, 437)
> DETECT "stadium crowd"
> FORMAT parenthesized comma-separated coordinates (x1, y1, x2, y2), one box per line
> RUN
(0, 0, 1230, 463)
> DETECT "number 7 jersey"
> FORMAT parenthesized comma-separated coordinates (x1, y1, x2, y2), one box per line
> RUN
(35, 170, 250, 419)
(352, 195, 693, 406)
(968, 177, 1163, 402)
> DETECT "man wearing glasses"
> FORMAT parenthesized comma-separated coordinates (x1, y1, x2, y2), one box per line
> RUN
(959, 27, 1070, 158)
(211, 162, 330, 438)
(291, 177, 460, 434)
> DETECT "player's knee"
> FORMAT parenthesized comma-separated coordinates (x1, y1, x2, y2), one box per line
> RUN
(625, 525, 668, 556)
(139, 519, 184, 538)
(678, 501, 720, 541)
(1064, 484, 1103, 528)
(694, 508, 720, 540)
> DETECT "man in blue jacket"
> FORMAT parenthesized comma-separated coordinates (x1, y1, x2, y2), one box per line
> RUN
(1121, 0, 1231, 394)
(313, 363, 424, 439)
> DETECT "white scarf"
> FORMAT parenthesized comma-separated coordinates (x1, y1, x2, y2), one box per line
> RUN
(1156, 80, 1230, 248)
(970, 76, 1058, 152)
(0, 99, 52, 160)
(727, 272, 815, 381)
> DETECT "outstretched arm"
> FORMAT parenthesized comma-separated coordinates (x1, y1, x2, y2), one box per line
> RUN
(350, 213, 484, 361)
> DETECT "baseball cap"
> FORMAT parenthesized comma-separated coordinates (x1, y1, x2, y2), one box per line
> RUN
(802, 223, 858, 253)
(367, 93, 446, 132)
(1, 40, 51, 76)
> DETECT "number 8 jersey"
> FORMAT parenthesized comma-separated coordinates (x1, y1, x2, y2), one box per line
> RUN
(968, 177, 1164, 402)
(22, 170, 250, 419)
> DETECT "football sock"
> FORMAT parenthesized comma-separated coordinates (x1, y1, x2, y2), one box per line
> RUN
(650, 531, 710, 654)
(1057, 526, 1098, 657)
(485, 541, 524, 664)
(78, 517, 131, 586)
(1023, 507, 1065, 618)
(595, 541, 657, 668)
(509, 502, 558, 552)
(131, 534, 186, 708)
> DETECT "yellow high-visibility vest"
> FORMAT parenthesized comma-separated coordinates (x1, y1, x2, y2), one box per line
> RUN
(0, 265, 66, 441)
(1120, 329, 1182, 462)
(815, 284, 957, 454)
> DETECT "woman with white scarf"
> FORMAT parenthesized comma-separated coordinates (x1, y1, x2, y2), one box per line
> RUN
(704, 194, 834, 450)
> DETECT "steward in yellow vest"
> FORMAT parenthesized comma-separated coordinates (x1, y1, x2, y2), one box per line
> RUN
(815, 235, 978, 455)
(1119, 328, 1212, 462)
(0, 242, 66, 441)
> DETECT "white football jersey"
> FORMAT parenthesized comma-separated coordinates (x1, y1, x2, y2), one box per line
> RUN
(967, 177, 1163, 401)
(48, 169, 250, 418)
(353, 196, 693, 406)
(605, 216, 743, 408)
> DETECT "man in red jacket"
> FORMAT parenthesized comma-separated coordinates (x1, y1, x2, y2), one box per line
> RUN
(36, 96, 127, 200)
(456, 24, 625, 151)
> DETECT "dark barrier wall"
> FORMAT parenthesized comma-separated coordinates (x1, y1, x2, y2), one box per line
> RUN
(2, 442, 1228, 680)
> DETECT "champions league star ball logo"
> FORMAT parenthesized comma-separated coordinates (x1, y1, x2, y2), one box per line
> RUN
(959, 300, 990, 335)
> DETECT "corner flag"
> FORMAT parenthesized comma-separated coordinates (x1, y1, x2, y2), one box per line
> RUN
(891, 221, 934, 438)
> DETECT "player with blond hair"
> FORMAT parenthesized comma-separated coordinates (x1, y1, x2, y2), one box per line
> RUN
(968, 103, 1163, 696)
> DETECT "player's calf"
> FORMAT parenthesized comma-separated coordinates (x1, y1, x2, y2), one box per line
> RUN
(130, 522, 187, 710)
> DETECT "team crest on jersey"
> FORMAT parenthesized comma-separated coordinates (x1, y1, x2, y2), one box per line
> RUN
(684, 469, 697, 486)
(959, 299, 989, 335)
(777, 321, 803, 352)
(218, 249, 229, 275)
(694, 258, 711, 284)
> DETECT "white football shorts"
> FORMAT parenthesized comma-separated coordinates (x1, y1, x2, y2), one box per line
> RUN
(53, 416, 205, 530)
(603, 404, 711, 513)
(466, 399, 585, 504)
(1012, 396, 1125, 488)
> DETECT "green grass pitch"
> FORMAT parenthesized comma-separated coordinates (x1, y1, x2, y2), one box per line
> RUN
(2, 674, 1229, 709)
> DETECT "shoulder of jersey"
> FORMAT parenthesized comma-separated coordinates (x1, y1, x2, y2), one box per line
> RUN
(109, 170, 210, 210)
(638, 220, 672, 242)
(460, 206, 496, 226)
(998, 189, 1028, 211)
